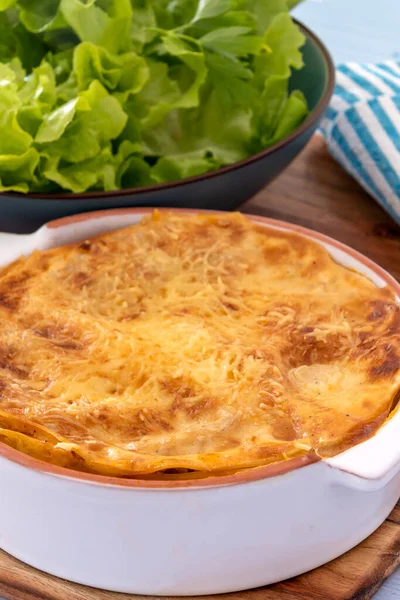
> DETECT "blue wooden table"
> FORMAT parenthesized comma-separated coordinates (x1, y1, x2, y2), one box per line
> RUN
(294, 2, 400, 598)
(294, 0, 400, 65)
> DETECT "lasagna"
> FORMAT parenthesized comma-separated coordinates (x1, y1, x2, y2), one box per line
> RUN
(0, 211, 399, 477)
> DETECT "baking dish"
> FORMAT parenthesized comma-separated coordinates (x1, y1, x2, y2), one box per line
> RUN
(0, 208, 399, 596)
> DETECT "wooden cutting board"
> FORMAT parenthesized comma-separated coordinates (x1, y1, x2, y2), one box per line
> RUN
(1, 136, 400, 600)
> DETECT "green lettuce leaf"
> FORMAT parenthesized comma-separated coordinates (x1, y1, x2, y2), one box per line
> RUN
(266, 89, 308, 144)
(130, 0, 157, 49)
(42, 147, 118, 193)
(286, 0, 304, 8)
(205, 52, 256, 107)
(0, 0, 308, 194)
(36, 80, 127, 163)
(0, 0, 16, 10)
(199, 26, 262, 56)
(60, 0, 133, 54)
(17, 61, 57, 136)
(0, 112, 33, 155)
(142, 87, 253, 173)
(119, 154, 154, 189)
(0, 12, 46, 69)
(73, 42, 149, 95)
(135, 33, 206, 130)
(254, 75, 308, 147)
(191, 0, 232, 23)
(239, 0, 293, 33)
(0, 148, 39, 192)
(255, 13, 305, 80)
(18, 0, 61, 33)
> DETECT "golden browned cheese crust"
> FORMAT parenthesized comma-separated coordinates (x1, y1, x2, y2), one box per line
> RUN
(0, 212, 399, 477)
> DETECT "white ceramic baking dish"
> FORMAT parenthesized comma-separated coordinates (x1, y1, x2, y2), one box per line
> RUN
(0, 208, 399, 596)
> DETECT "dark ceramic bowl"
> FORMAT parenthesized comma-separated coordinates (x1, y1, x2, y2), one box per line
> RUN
(1, 21, 334, 229)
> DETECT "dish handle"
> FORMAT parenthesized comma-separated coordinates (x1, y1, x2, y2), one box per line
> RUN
(0, 232, 43, 267)
(325, 407, 400, 491)
(0, 211, 142, 266)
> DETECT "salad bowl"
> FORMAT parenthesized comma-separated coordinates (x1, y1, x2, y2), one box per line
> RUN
(0, 21, 334, 225)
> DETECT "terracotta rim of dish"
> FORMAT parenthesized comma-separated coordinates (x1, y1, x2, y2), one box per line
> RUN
(2, 20, 335, 202)
(1, 207, 399, 489)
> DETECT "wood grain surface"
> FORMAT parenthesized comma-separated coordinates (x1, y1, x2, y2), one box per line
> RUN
(244, 136, 400, 283)
(0, 136, 399, 600)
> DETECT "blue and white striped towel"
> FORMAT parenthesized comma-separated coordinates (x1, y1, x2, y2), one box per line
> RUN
(320, 60, 400, 226)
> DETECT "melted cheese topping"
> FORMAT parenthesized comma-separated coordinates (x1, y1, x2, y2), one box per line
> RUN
(0, 211, 399, 477)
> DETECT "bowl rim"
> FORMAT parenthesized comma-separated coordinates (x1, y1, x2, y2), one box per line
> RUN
(0, 207, 399, 490)
(2, 19, 335, 202)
